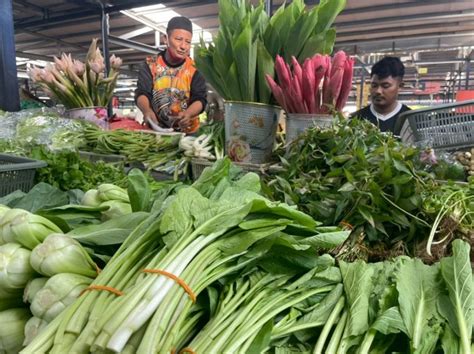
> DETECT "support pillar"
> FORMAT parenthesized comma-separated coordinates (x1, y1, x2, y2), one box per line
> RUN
(101, 3, 113, 117)
(265, 0, 273, 16)
(0, 0, 20, 112)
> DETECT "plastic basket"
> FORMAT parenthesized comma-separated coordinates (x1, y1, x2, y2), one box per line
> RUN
(0, 154, 47, 196)
(398, 100, 474, 150)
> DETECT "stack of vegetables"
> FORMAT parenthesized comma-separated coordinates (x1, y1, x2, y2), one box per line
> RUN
(80, 124, 183, 173)
(0, 158, 469, 354)
(0, 206, 99, 352)
(0, 173, 162, 351)
(265, 51, 355, 114)
(21, 159, 352, 353)
(265, 117, 474, 262)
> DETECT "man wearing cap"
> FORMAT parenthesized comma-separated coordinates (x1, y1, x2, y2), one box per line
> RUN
(135, 16, 207, 134)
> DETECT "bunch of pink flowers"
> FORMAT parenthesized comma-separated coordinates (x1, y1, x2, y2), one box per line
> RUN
(266, 51, 355, 114)
(28, 39, 122, 109)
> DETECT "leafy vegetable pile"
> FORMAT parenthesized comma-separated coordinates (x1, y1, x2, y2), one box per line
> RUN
(30, 146, 128, 191)
(265, 118, 474, 261)
(21, 159, 351, 353)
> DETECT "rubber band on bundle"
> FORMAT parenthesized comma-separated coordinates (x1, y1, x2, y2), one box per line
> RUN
(339, 220, 354, 230)
(179, 348, 197, 354)
(141, 269, 196, 303)
(80, 285, 124, 297)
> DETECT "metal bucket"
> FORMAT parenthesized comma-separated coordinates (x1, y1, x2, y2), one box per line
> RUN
(224, 101, 282, 164)
(66, 106, 108, 129)
(286, 113, 333, 144)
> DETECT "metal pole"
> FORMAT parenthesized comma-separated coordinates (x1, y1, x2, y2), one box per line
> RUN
(465, 59, 471, 90)
(0, 0, 20, 112)
(265, 0, 273, 16)
(101, 3, 113, 118)
(359, 67, 366, 109)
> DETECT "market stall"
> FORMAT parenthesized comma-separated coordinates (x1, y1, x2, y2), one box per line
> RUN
(0, 0, 473, 353)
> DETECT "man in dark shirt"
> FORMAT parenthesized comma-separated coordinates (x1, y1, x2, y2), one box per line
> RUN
(350, 57, 410, 135)
(135, 16, 207, 134)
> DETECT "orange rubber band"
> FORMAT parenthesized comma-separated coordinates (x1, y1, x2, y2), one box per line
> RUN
(170, 349, 176, 354)
(141, 269, 196, 303)
(80, 285, 124, 297)
(339, 220, 354, 231)
(179, 348, 196, 354)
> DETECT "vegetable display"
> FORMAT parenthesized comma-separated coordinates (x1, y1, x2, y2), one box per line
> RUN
(265, 117, 473, 261)
(195, 0, 345, 103)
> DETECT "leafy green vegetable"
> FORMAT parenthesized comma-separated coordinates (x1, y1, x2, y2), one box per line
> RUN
(438, 239, 473, 354)
(396, 257, 442, 352)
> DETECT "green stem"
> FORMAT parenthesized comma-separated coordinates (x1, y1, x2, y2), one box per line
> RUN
(326, 310, 347, 354)
(313, 296, 345, 354)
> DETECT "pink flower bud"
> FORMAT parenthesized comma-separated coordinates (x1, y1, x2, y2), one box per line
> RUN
(73, 60, 85, 76)
(109, 54, 123, 70)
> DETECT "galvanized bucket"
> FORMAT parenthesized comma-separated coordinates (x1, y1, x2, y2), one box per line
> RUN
(224, 101, 282, 164)
(286, 113, 333, 145)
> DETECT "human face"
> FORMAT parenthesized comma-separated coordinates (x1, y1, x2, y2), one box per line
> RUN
(370, 75, 401, 111)
(167, 29, 192, 62)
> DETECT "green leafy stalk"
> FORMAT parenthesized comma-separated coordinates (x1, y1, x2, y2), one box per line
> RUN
(438, 240, 473, 354)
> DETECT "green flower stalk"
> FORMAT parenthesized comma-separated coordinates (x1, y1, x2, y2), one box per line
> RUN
(0, 243, 36, 290)
(30, 273, 93, 322)
(30, 234, 98, 278)
(23, 277, 49, 304)
(0, 208, 63, 250)
(0, 308, 31, 353)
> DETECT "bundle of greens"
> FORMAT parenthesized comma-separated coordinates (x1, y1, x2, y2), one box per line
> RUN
(80, 124, 183, 175)
(265, 118, 473, 261)
(22, 158, 350, 353)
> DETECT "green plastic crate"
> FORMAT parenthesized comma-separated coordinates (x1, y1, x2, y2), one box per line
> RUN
(0, 154, 47, 196)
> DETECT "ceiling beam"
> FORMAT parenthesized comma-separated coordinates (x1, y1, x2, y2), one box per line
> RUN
(16, 29, 88, 51)
(108, 35, 160, 54)
(13, 0, 47, 16)
(336, 31, 474, 46)
(336, 10, 474, 29)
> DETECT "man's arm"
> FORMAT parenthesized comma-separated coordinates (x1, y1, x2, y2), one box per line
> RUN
(134, 61, 158, 124)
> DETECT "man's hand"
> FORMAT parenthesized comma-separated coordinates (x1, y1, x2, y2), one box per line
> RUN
(142, 110, 158, 127)
(175, 111, 193, 131)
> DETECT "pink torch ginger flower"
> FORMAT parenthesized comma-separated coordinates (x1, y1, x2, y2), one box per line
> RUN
(40, 65, 56, 84)
(28, 66, 44, 82)
(89, 59, 105, 74)
(73, 60, 85, 76)
(109, 54, 122, 70)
